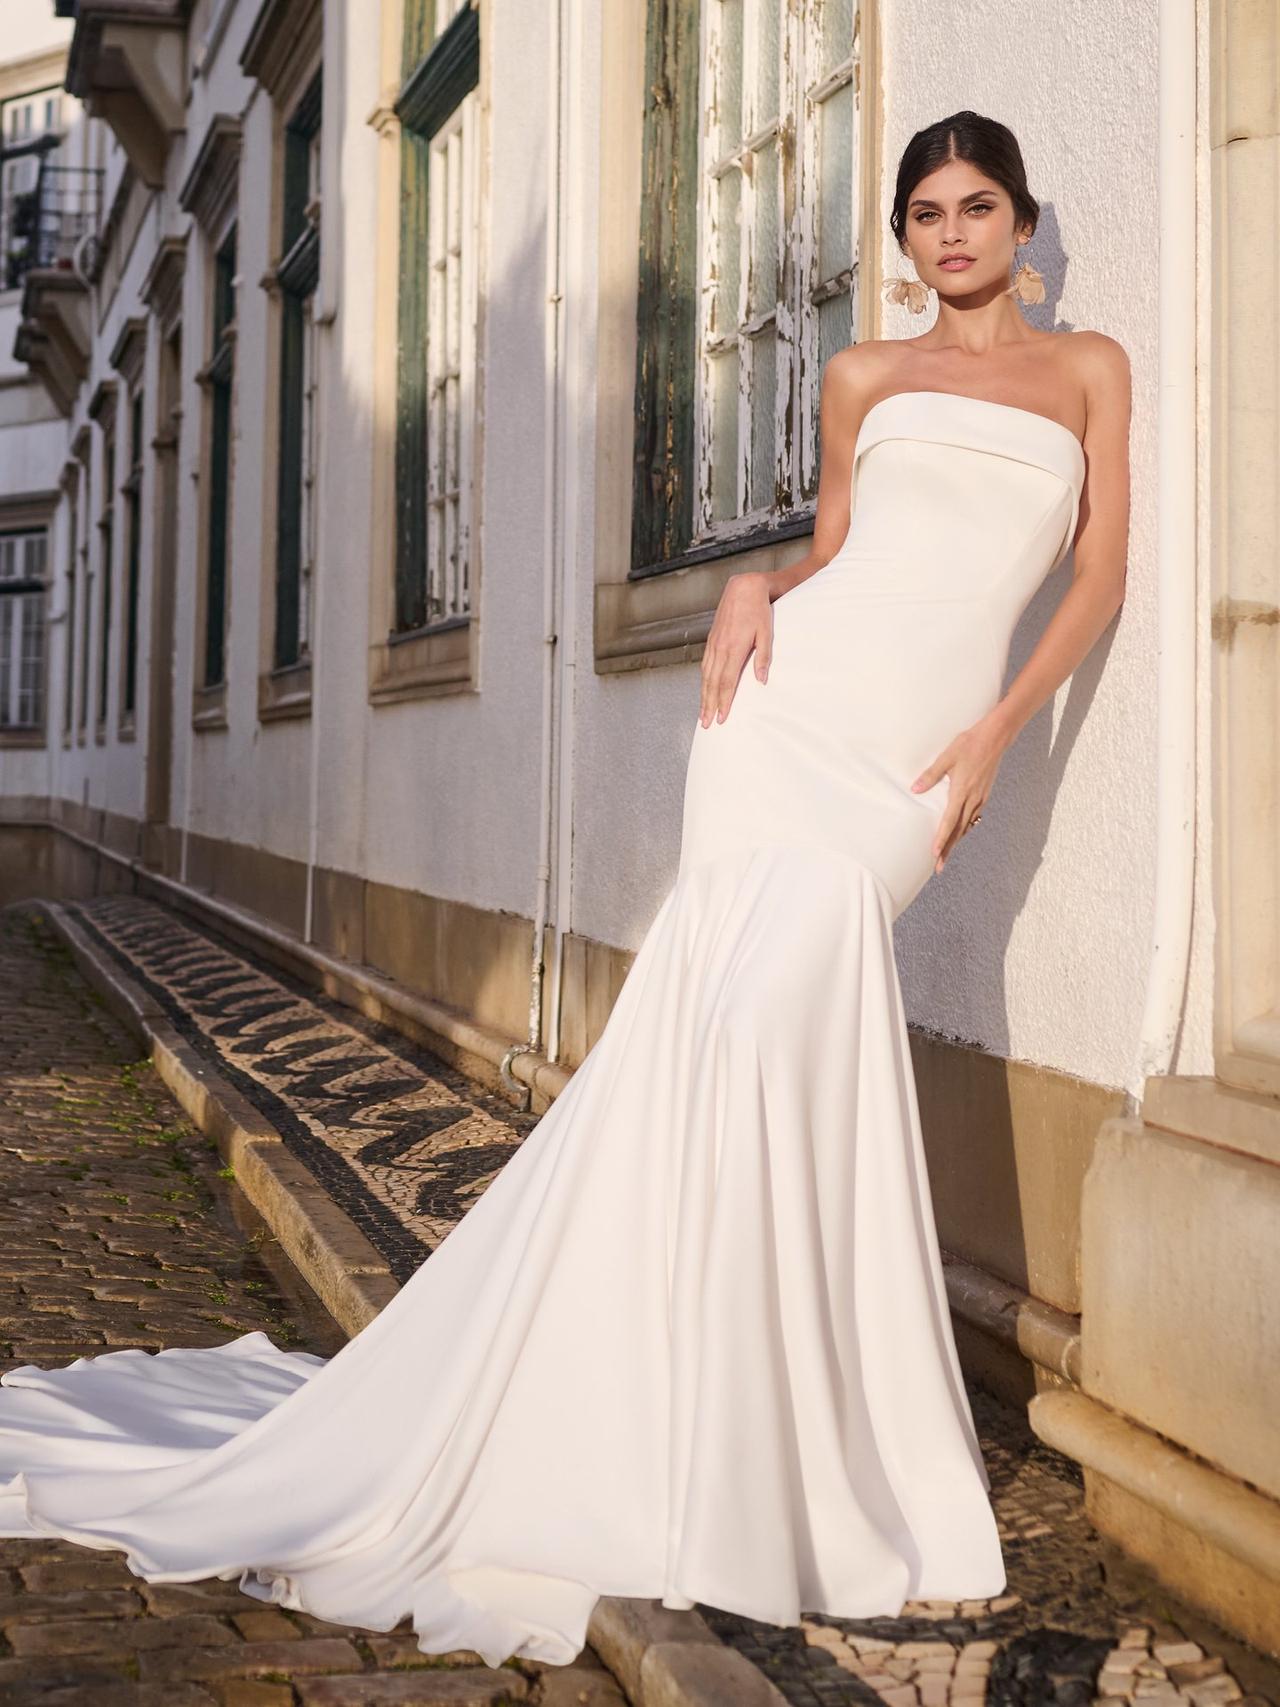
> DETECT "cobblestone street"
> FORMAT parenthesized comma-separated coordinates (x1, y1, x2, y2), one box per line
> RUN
(0, 903, 622, 1707)
(1, 897, 1277, 1707)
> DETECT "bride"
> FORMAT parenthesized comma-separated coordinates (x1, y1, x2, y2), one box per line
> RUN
(0, 110, 1129, 1672)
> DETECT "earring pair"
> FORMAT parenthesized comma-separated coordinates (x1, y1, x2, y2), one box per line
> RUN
(880, 247, 1046, 313)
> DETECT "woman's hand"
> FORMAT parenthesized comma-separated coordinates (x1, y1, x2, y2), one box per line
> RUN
(910, 712, 1012, 873)
(699, 571, 774, 727)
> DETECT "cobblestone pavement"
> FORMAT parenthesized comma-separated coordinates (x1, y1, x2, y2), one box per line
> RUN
(2, 896, 1278, 1707)
(0, 903, 623, 1707)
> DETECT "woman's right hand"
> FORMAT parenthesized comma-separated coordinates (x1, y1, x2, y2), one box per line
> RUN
(699, 570, 774, 727)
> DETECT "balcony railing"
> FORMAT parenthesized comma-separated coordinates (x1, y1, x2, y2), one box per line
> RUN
(1, 135, 103, 292)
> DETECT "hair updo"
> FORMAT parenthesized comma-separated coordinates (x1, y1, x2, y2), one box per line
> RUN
(888, 110, 1040, 250)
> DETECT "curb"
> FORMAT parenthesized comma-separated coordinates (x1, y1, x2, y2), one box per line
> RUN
(44, 900, 399, 1338)
(39, 899, 783, 1707)
(586, 1599, 788, 1706)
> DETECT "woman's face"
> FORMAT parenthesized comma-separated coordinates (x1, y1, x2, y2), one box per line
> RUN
(900, 158, 1025, 296)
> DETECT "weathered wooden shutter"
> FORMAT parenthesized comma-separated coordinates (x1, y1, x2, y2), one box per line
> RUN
(631, 0, 701, 576)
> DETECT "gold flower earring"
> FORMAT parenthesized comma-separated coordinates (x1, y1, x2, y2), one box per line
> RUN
(881, 257, 931, 315)
(1005, 241, 1046, 304)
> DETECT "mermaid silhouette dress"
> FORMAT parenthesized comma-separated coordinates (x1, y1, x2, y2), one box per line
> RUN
(0, 390, 1083, 1669)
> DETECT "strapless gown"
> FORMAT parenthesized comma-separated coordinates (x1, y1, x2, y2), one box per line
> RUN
(0, 390, 1084, 1669)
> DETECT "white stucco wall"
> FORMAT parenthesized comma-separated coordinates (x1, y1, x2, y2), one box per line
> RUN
(1, 1, 72, 63)
(567, 0, 1211, 1096)
(0, 0, 1215, 1100)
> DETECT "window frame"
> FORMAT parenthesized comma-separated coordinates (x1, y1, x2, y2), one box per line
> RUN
(201, 218, 237, 702)
(633, 0, 864, 580)
(0, 506, 53, 745)
(119, 382, 145, 734)
(364, 0, 485, 707)
(592, 0, 881, 675)
(94, 398, 117, 741)
(179, 111, 243, 733)
(61, 473, 78, 743)
(266, 68, 323, 704)
(392, 1, 480, 638)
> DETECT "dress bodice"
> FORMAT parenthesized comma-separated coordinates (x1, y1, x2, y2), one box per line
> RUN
(838, 390, 1086, 633)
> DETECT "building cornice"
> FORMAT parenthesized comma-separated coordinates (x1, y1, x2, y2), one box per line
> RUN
(178, 113, 242, 234)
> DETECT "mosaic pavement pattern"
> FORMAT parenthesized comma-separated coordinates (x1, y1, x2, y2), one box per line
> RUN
(700, 1390, 1278, 1706)
(69, 894, 541, 1282)
(55, 895, 1280, 1707)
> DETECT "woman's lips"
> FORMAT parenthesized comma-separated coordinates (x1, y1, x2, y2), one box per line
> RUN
(939, 257, 975, 270)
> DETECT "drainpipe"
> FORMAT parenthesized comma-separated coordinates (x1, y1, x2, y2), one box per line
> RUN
(500, 0, 569, 1102)
(1126, 0, 1199, 1107)
(544, 0, 584, 1075)
(303, 0, 347, 943)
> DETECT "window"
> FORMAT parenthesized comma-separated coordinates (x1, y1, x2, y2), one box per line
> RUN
(0, 529, 48, 732)
(121, 387, 145, 724)
(632, 0, 862, 575)
(392, 1, 480, 635)
(273, 73, 322, 672)
(97, 417, 115, 730)
(78, 457, 91, 737)
(62, 487, 77, 738)
(204, 225, 236, 689)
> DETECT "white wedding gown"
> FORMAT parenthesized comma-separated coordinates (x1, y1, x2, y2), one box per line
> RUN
(0, 390, 1083, 1669)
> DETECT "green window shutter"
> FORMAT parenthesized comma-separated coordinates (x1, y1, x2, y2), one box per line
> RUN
(631, 0, 701, 576)
(393, 126, 430, 633)
(274, 76, 322, 669)
(274, 291, 306, 667)
(63, 499, 77, 734)
(99, 433, 114, 724)
(205, 227, 236, 688)
(392, 3, 478, 635)
(123, 389, 143, 715)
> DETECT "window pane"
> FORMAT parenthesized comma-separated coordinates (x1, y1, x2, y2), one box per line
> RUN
(749, 327, 776, 512)
(820, 0, 855, 75)
(414, 96, 475, 623)
(749, 135, 778, 317)
(19, 591, 43, 725)
(0, 598, 11, 723)
(714, 0, 745, 150)
(712, 167, 742, 337)
(709, 346, 740, 523)
(817, 78, 853, 281)
(752, 0, 780, 124)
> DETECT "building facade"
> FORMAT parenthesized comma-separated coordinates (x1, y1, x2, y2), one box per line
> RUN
(0, 0, 1276, 1660)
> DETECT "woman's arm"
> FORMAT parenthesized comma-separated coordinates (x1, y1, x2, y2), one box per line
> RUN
(981, 330, 1131, 752)
(911, 331, 1132, 871)
(699, 345, 885, 725)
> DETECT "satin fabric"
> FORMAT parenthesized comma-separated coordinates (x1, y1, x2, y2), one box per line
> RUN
(0, 391, 1083, 1669)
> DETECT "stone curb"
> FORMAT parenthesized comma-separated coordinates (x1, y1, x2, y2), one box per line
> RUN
(39, 901, 775, 1707)
(586, 1599, 789, 1707)
(43, 900, 399, 1338)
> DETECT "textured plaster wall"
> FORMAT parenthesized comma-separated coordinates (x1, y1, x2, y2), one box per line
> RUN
(0, 0, 1215, 1097)
(1, 1, 71, 63)
(881, 0, 1214, 1090)
(350, 0, 551, 911)
(570, 0, 1207, 1095)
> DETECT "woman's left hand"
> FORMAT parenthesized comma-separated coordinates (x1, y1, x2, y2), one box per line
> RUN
(910, 714, 1010, 873)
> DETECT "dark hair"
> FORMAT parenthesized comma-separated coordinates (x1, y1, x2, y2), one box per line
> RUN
(888, 110, 1040, 249)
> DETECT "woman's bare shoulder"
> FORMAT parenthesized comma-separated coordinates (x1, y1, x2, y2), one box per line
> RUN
(1061, 329, 1132, 421)
(821, 339, 906, 400)
(1062, 328, 1131, 382)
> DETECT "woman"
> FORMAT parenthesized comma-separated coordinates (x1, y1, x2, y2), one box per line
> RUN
(0, 111, 1129, 1671)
